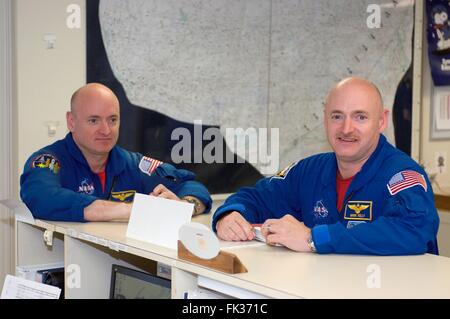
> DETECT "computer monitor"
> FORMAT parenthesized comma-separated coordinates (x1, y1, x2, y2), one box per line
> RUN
(109, 264, 171, 299)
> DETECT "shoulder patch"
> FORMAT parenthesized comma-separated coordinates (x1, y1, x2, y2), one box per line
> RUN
(31, 153, 60, 174)
(139, 156, 163, 176)
(387, 170, 427, 196)
(272, 162, 296, 179)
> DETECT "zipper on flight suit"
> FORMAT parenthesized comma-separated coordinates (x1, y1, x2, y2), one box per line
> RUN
(107, 176, 118, 199)
(340, 191, 354, 214)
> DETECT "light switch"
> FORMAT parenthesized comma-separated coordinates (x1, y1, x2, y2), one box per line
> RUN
(44, 121, 59, 137)
(435, 152, 447, 174)
(43, 33, 56, 49)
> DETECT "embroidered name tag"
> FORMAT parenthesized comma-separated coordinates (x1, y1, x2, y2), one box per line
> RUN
(110, 190, 136, 202)
(344, 201, 372, 221)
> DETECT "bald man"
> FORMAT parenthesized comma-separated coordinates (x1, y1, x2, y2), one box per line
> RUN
(212, 77, 439, 255)
(20, 83, 211, 222)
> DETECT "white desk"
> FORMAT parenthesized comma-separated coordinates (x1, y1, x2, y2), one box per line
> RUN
(15, 217, 450, 299)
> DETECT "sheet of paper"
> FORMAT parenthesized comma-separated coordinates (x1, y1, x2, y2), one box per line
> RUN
(0, 199, 35, 223)
(253, 226, 266, 243)
(250, 225, 283, 247)
(219, 240, 265, 250)
(126, 193, 194, 250)
(1, 275, 61, 299)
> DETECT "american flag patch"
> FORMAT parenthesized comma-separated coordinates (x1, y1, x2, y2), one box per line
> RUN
(387, 170, 427, 196)
(139, 156, 162, 176)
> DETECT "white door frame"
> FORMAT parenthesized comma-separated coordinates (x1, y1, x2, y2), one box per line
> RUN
(411, 0, 423, 163)
(0, 0, 15, 282)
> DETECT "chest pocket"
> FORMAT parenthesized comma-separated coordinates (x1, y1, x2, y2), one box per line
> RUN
(109, 190, 136, 202)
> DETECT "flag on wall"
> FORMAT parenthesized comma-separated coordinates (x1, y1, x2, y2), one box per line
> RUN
(426, 0, 450, 85)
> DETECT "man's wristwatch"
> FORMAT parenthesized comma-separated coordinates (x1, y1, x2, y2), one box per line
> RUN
(182, 196, 203, 216)
(307, 235, 316, 253)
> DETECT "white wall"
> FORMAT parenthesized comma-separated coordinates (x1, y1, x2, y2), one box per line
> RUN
(0, 0, 14, 286)
(419, 6, 450, 195)
(415, 4, 450, 256)
(420, 55, 450, 195)
(14, 0, 86, 174)
(0, 0, 85, 282)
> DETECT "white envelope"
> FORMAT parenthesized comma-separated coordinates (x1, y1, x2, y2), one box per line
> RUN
(126, 193, 194, 250)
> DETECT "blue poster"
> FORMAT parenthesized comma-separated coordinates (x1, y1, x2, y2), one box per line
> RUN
(427, 0, 450, 85)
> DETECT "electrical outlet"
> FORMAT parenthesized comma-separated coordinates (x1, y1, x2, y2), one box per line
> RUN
(44, 121, 59, 137)
(435, 152, 447, 174)
(43, 33, 56, 49)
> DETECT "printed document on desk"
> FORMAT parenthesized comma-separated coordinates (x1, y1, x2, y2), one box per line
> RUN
(126, 193, 194, 250)
(1, 275, 61, 299)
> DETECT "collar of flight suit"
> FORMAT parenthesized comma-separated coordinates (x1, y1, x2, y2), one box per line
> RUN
(320, 134, 389, 194)
(64, 133, 126, 176)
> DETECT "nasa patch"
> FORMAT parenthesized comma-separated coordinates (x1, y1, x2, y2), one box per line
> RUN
(78, 178, 95, 195)
(313, 200, 329, 219)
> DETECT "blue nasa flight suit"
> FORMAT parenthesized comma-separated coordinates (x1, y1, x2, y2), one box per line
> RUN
(20, 133, 212, 222)
(212, 135, 439, 255)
